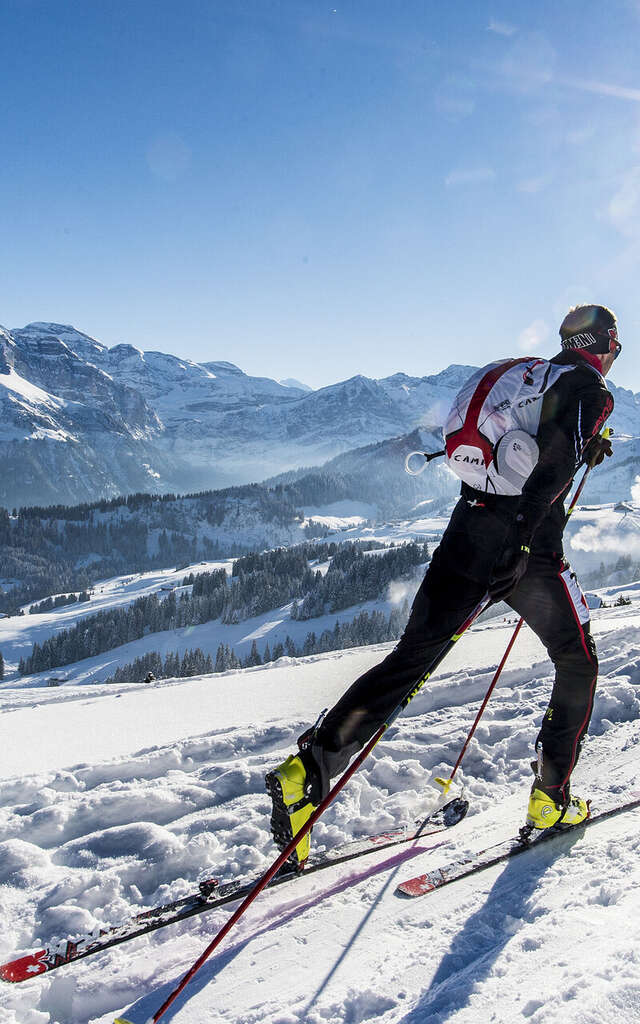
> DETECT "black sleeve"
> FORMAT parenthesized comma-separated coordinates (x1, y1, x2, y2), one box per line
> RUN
(514, 377, 613, 545)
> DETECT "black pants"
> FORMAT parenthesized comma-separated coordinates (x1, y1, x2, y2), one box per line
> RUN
(314, 496, 597, 804)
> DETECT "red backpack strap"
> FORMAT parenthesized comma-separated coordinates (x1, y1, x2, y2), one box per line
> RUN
(445, 358, 531, 468)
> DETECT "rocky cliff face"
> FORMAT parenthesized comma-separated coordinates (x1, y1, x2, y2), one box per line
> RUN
(1, 321, 639, 508)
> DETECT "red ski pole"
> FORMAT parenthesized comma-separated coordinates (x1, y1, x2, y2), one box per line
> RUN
(435, 617, 524, 796)
(122, 594, 491, 1024)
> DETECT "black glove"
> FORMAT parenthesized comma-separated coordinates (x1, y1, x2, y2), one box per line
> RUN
(489, 534, 530, 603)
(583, 433, 613, 468)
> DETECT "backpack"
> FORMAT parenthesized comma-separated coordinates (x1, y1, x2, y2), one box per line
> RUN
(443, 357, 575, 495)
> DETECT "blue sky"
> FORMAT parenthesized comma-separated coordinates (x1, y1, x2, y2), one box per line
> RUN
(1, 0, 639, 389)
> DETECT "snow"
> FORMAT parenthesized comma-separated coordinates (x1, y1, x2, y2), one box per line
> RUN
(2, 591, 640, 1023)
(0, 368, 61, 408)
(0, 368, 74, 443)
(303, 500, 378, 531)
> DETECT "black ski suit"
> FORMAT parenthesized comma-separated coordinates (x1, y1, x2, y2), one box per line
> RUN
(310, 351, 614, 805)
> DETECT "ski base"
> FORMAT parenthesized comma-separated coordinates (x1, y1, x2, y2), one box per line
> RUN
(0, 797, 468, 984)
(396, 794, 640, 898)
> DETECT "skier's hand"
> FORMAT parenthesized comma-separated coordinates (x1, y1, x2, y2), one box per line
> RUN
(584, 433, 613, 468)
(489, 543, 530, 603)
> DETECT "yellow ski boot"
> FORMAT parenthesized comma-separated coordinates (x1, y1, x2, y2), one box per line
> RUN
(526, 787, 589, 831)
(265, 754, 317, 870)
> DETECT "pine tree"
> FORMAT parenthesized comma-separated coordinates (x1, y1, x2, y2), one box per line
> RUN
(0, 650, 4, 680)
(248, 640, 262, 667)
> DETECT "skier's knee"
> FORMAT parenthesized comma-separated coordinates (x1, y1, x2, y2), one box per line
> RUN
(551, 632, 598, 680)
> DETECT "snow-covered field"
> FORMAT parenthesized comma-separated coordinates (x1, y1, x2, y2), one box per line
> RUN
(2, 595, 640, 1024)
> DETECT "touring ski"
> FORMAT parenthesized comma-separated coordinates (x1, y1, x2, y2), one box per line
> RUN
(395, 794, 640, 898)
(1, 797, 467, 983)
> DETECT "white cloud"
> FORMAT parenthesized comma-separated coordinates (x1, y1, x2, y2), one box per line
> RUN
(487, 33, 640, 106)
(517, 319, 551, 352)
(488, 19, 517, 36)
(559, 75, 640, 103)
(570, 522, 640, 557)
(444, 167, 496, 187)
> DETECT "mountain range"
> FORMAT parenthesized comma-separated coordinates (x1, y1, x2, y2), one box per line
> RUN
(1, 321, 640, 508)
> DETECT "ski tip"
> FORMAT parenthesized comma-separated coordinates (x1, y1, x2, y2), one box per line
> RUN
(396, 875, 436, 898)
(0, 949, 49, 983)
(114, 1018, 135, 1023)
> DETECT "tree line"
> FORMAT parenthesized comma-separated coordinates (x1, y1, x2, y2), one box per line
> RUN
(291, 541, 429, 619)
(29, 591, 91, 614)
(104, 602, 411, 684)
(19, 541, 426, 675)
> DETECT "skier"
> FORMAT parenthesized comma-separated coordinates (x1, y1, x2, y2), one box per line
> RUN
(266, 304, 620, 867)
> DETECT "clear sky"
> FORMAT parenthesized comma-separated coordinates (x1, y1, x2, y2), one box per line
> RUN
(1, 0, 639, 390)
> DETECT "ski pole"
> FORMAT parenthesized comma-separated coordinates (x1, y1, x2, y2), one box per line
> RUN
(132, 593, 491, 1024)
(434, 431, 610, 798)
(435, 616, 525, 797)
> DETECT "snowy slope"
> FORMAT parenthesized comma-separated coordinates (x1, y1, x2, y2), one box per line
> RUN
(1, 595, 640, 1024)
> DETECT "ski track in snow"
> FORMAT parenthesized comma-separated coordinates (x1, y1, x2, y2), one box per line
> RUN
(1, 603, 640, 1022)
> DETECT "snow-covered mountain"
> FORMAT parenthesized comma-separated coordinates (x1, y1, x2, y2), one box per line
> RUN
(2, 320, 640, 508)
(0, 322, 474, 506)
(279, 376, 312, 391)
(0, 325, 169, 506)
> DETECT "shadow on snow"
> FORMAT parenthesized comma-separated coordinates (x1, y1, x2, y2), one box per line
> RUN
(398, 830, 584, 1024)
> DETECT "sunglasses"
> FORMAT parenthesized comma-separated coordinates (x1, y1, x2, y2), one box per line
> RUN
(608, 326, 622, 359)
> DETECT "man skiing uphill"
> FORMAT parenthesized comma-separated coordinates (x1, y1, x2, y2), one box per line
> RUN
(266, 304, 619, 868)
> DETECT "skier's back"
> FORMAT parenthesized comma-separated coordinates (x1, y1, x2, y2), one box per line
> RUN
(267, 304, 619, 868)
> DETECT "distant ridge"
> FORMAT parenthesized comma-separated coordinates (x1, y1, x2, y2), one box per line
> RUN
(1, 320, 638, 507)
